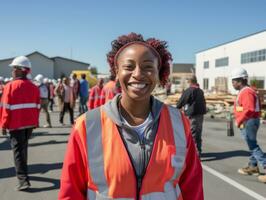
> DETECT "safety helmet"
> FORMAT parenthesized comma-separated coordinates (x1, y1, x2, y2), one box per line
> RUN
(43, 78, 49, 84)
(26, 73, 32, 80)
(9, 56, 32, 69)
(231, 67, 248, 80)
(0, 76, 3, 82)
(34, 74, 44, 83)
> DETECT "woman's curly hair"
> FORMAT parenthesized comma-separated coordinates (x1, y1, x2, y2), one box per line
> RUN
(107, 32, 172, 86)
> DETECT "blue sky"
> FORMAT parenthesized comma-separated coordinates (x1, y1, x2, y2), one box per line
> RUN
(0, 0, 266, 73)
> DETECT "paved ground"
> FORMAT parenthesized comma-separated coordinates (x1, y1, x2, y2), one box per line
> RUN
(0, 108, 266, 200)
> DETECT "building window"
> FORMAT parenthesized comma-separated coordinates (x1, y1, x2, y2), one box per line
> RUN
(241, 49, 266, 64)
(203, 78, 209, 90)
(172, 77, 181, 85)
(215, 77, 228, 92)
(203, 61, 209, 69)
(215, 57, 229, 67)
(249, 77, 265, 89)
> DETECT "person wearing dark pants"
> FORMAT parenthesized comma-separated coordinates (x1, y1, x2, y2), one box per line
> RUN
(0, 56, 40, 191)
(9, 128, 33, 189)
(59, 77, 74, 126)
(60, 102, 74, 125)
(79, 74, 89, 115)
(176, 75, 206, 156)
(190, 115, 204, 154)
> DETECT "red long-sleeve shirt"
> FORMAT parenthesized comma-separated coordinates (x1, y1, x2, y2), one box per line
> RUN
(234, 86, 260, 126)
(88, 85, 103, 110)
(100, 80, 117, 105)
(0, 79, 40, 130)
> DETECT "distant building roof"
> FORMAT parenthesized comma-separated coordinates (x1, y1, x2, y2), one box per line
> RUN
(172, 63, 194, 73)
(197, 29, 266, 53)
(0, 51, 90, 66)
(51, 56, 90, 66)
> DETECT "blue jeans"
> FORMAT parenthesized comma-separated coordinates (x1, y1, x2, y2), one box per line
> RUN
(79, 96, 88, 114)
(240, 118, 266, 168)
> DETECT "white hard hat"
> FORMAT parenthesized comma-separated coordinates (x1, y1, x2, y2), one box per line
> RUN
(52, 79, 57, 85)
(231, 67, 248, 79)
(34, 74, 44, 82)
(0, 76, 3, 81)
(9, 56, 32, 69)
(43, 78, 49, 84)
(26, 73, 32, 80)
(4, 78, 9, 83)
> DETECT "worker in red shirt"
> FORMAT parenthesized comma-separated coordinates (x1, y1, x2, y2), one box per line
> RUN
(0, 76, 4, 100)
(231, 67, 266, 183)
(59, 33, 203, 200)
(100, 74, 118, 105)
(0, 56, 40, 191)
(88, 78, 104, 109)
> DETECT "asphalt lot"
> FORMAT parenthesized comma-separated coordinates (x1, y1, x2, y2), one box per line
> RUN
(0, 108, 266, 200)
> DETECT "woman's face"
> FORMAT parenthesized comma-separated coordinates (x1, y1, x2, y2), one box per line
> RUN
(116, 43, 159, 102)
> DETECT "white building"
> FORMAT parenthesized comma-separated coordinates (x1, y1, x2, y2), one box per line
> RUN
(196, 30, 266, 94)
(0, 51, 90, 79)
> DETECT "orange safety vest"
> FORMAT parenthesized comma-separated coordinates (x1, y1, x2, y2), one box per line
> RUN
(81, 104, 187, 199)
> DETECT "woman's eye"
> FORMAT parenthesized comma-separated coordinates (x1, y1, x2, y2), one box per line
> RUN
(123, 65, 134, 70)
(144, 65, 154, 71)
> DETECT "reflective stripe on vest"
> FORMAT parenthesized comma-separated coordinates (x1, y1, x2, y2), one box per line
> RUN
(87, 188, 134, 200)
(85, 107, 109, 196)
(85, 105, 187, 199)
(0, 102, 40, 110)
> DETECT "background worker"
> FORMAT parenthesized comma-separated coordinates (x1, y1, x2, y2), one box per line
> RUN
(48, 79, 55, 112)
(56, 77, 74, 125)
(231, 67, 266, 183)
(176, 75, 206, 156)
(88, 78, 104, 109)
(55, 78, 64, 113)
(100, 74, 118, 105)
(59, 32, 203, 200)
(0, 76, 4, 99)
(79, 73, 89, 114)
(35, 75, 52, 128)
(0, 56, 40, 191)
(70, 73, 80, 109)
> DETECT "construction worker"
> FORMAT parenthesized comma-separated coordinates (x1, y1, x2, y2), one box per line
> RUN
(59, 33, 203, 199)
(176, 75, 206, 156)
(231, 67, 266, 183)
(70, 73, 80, 109)
(79, 74, 89, 114)
(0, 76, 4, 99)
(56, 77, 74, 125)
(0, 56, 40, 191)
(88, 78, 104, 109)
(100, 74, 118, 105)
(34, 75, 52, 128)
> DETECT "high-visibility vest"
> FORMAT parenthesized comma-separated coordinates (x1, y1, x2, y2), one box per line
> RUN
(83, 104, 187, 199)
(0, 79, 40, 131)
(88, 85, 103, 109)
(100, 80, 117, 105)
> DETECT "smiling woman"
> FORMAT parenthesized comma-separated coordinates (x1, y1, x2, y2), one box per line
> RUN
(59, 33, 204, 200)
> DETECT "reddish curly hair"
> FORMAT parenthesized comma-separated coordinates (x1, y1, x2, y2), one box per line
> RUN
(107, 32, 172, 86)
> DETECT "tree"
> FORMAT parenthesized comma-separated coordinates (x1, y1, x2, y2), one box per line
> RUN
(90, 67, 98, 75)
